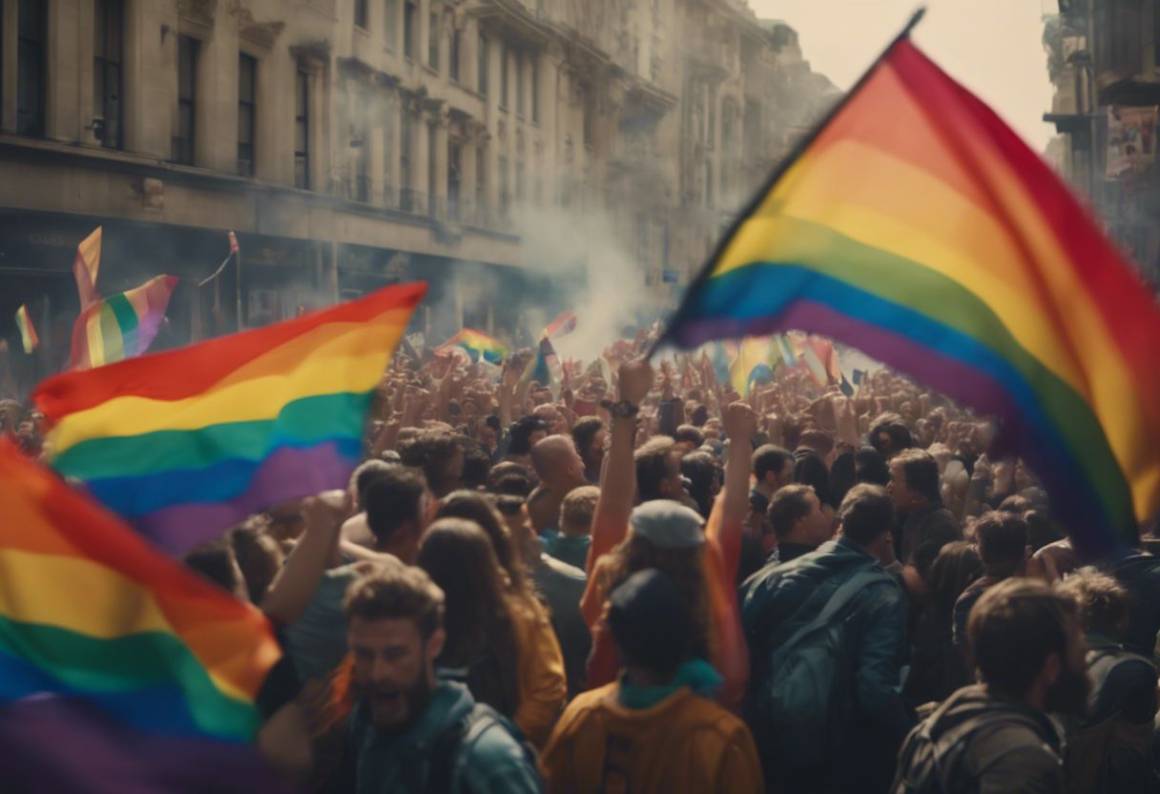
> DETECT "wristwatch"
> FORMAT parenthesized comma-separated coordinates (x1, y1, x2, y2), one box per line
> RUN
(602, 399, 640, 419)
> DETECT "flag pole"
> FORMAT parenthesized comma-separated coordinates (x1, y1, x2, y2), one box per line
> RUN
(646, 6, 928, 361)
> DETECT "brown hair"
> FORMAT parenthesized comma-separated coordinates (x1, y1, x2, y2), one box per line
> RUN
(344, 564, 445, 640)
(560, 486, 600, 537)
(1055, 566, 1130, 638)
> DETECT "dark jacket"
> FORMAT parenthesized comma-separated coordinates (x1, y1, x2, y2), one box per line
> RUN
(530, 551, 591, 697)
(1107, 551, 1160, 658)
(893, 684, 1063, 794)
(345, 680, 542, 794)
(741, 536, 912, 788)
(898, 503, 962, 577)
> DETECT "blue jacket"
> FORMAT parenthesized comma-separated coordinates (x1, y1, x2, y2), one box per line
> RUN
(740, 536, 913, 753)
(347, 680, 543, 794)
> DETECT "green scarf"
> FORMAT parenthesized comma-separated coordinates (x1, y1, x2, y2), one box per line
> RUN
(617, 658, 723, 710)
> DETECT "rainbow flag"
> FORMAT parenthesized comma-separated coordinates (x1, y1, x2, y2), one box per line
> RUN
(0, 439, 282, 791)
(35, 283, 426, 555)
(14, 304, 38, 353)
(74, 226, 102, 309)
(655, 16, 1160, 558)
(69, 275, 178, 370)
(729, 336, 774, 397)
(438, 328, 507, 365)
(543, 310, 577, 339)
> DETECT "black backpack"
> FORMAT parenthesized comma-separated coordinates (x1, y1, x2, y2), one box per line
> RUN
(892, 698, 1054, 794)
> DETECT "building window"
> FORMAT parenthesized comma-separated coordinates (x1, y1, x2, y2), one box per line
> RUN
(400, 111, 413, 210)
(294, 68, 310, 189)
(403, 1, 416, 59)
(531, 58, 540, 123)
(17, 0, 46, 137)
(427, 124, 437, 215)
(478, 34, 488, 95)
(237, 53, 257, 177)
(500, 44, 509, 109)
(515, 51, 524, 117)
(499, 154, 509, 217)
(354, 0, 368, 29)
(475, 144, 486, 223)
(94, 0, 125, 149)
(173, 36, 198, 164)
(450, 28, 461, 82)
(384, 0, 396, 48)
(428, 12, 439, 69)
(448, 141, 462, 220)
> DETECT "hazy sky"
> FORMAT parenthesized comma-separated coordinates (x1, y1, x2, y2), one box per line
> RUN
(750, 0, 1057, 152)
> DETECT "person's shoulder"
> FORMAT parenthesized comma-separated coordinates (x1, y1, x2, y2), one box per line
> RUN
(538, 553, 586, 582)
(457, 707, 540, 779)
(968, 722, 1062, 787)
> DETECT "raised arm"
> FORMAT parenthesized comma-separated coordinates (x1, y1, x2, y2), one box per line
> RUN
(261, 491, 350, 626)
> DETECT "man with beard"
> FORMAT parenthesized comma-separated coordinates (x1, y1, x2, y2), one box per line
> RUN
(338, 566, 543, 793)
(892, 578, 1088, 794)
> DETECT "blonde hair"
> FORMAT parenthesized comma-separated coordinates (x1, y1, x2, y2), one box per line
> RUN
(560, 486, 600, 537)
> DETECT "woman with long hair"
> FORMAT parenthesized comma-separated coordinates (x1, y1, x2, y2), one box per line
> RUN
(417, 518, 522, 720)
(434, 493, 568, 747)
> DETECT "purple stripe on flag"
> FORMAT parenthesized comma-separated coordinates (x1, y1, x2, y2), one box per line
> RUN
(133, 441, 359, 555)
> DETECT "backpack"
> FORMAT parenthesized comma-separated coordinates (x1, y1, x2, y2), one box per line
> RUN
(893, 699, 1053, 794)
(423, 704, 539, 794)
(757, 567, 892, 767)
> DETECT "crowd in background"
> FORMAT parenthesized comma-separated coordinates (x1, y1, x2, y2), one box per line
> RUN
(4, 328, 1160, 794)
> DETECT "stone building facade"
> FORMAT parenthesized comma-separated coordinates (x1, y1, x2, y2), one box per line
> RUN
(0, 0, 834, 375)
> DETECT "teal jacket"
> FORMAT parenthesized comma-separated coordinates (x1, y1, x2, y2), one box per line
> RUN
(347, 680, 543, 794)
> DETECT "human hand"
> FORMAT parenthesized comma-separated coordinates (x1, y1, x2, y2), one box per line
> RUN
(723, 401, 758, 443)
(617, 359, 655, 405)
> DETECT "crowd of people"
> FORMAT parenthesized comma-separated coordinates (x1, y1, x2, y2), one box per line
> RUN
(5, 329, 1160, 794)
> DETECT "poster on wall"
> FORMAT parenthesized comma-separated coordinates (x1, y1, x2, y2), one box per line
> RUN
(1107, 105, 1158, 178)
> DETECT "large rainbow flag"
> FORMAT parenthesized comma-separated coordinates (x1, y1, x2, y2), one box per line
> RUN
(35, 282, 426, 555)
(656, 15, 1160, 558)
(0, 439, 282, 791)
(437, 328, 508, 364)
(69, 275, 178, 370)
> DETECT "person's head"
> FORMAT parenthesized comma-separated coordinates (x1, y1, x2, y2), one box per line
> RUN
(477, 418, 499, 452)
(533, 402, 568, 434)
(609, 569, 693, 682)
(635, 437, 685, 502)
(508, 415, 550, 457)
(1025, 510, 1064, 552)
(1056, 567, 1131, 640)
(487, 461, 534, 495)
(888, 449, 942, 511)
(769, 484, 832, 548)
(399, 430, 464, 497)
(460, 442, 493, 490)
(184, 537, 248, 602)
(607, 501, 710, 658)
(927, 540, 983, 615)
(690, 404, 710, 428)
(869, 414, 913, 459)
(798, 429, 835, 464)
(975, 511, 1029, 579)
(416, 519, 519, 676)
(752, 444, 794, 492)
(680, 451, 721, 518)
(365, 467, 431, 563)
(531, 434, 586, 488)
(435, 490, 529, 598)
(344, 565, 445, 732)
(230, 525, 286, 604)
(559, 485, 600, 539)
(571, 416, 607, 476)
(349, 459, 397, 511)
(854, 446, 891, 487)
(673, 425, 706, 457)
(968, 578, 1088, 714)
(793, 452, 833, 509)
(837, 484, 895, 557)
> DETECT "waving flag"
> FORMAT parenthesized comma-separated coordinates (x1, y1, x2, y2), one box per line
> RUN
(543, 310, 578, 339)
(654, 12, 1160, 558)
(14, 305, 38, 353)
(437, 328, 508, 365)
(36, 283, 426, 555)
(73, 227, 102, 309)
(0, 439, 281, 791)
(69, 275, 178, 370)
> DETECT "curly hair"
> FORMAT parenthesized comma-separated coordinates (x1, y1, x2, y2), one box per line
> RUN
(599, 535, 711, 661)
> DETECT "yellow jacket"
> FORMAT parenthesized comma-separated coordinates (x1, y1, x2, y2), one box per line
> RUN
(541, 682, 763, 794)
(512, 599, 568, 748)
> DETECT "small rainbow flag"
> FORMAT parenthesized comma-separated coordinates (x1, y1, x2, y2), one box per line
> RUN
(438, 328, 508, 365)
(14, 304, 38, 353)
(69, 275, 178, 370)
(543, 310, 577, 339)
(74, 226, 102, 309)
(656, 13, 1160, 558)
(730, 336, 775, 397)
(36, 283, 426, 554)
(0, 438, 282, 791)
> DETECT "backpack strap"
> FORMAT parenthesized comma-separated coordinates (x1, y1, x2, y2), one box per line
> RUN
(424, 705, 538, 794)
(773, 567, 892, 659)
